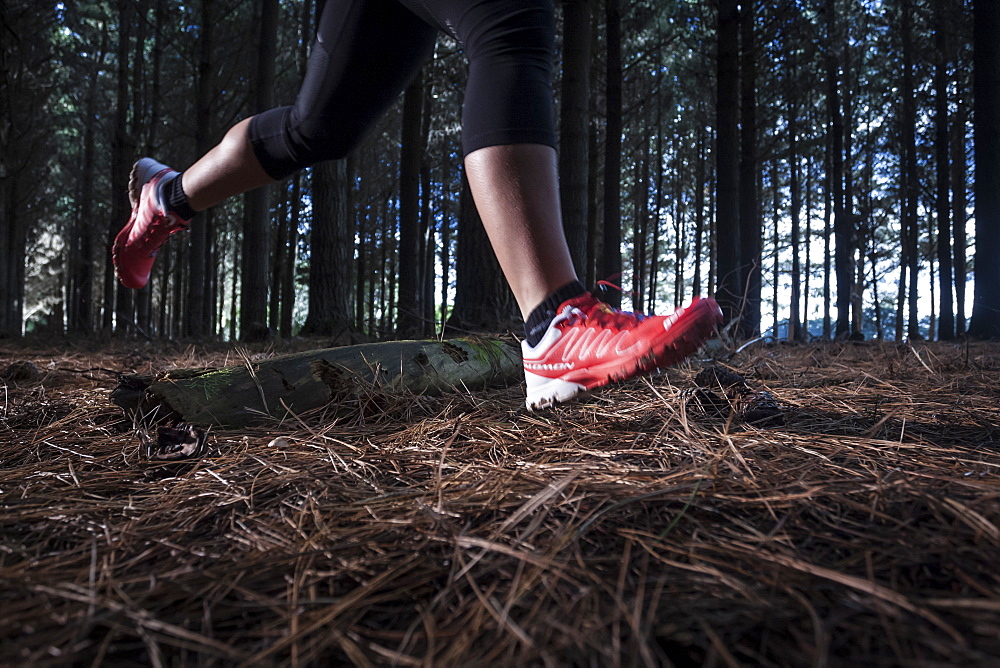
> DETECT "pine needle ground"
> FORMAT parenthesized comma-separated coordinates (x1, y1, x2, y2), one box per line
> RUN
(1, 340, 999, 665)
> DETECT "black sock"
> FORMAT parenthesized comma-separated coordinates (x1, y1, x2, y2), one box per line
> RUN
(162, 173, 197, 221)
(523, 280, 587, 347)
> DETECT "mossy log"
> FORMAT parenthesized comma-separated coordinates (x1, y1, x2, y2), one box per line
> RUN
(111, 338, 522, 428)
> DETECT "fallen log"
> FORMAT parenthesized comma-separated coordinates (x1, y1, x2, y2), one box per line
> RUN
(111, 338, 522, 428)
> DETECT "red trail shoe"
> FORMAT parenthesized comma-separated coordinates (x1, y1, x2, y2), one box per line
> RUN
(522, 294, 723, 409)
(112, 158, 190, 289)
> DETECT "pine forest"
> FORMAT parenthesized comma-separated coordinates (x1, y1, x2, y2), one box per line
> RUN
(3, 1, 1000, 665)
(3, 0, 998, 343)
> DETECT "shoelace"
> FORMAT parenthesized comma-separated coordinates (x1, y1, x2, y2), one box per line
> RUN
(564, 298, 648, 329)
(586, 278, 653, 326)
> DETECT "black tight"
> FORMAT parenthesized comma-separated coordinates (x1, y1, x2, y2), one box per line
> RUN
(249, 0, 556, 180)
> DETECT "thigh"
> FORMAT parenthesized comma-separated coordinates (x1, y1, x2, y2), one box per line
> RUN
(293, 0, 438, 134)
(398, 0, 557, 155)
(397, 0, 555, 49)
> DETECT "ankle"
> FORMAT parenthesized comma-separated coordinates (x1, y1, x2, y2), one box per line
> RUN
(162, 173, 197, 221)
(523, 280, 587, 346)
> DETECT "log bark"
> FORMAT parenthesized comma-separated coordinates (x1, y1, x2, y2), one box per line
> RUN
(112, 339, 522, 428)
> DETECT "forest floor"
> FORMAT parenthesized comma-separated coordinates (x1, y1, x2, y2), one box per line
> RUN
(1, 336, 999, 666)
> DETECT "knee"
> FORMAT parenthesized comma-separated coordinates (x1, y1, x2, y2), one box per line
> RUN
(285, 111, 358, 164)
(250, 106, 357, 179)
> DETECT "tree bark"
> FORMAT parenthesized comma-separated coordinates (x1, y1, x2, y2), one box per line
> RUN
(738, 0, 761, 338)
(69, 30, 107, 334)
(0, 1, 57, 336)
(280, 175, 301, 338)
(240, 0, 279, 341)
(648, 121, 665, 314)
(632, 139, 648, 314)
(447, 170, 519, 333)
(826, 0, 850, 338)
(803, 154, 812, 338)
(439, 162, 452, 331)
(600, 0, 623, 308)
(185, 0, 214, 337)
(787, 43, 802, 342)
(110, 0, 135, 335)
(559, 0, 592, 274)
(693, 115, 707, 301)
(969, 0, 1000, 339)
(269, 197, 287, 332)
(935, 0, 955, 340)
(902, 0, 922, 339)
(397, 71, 425, 336)
(301, 159, 354, 337)
(715, 0, 741, 324)
(771, 156, 780, 339)
(671, 130, 685, 308)
(952, 76, 968, 336)
(843, 31, 862, 338)
(419, 81, 435, 329)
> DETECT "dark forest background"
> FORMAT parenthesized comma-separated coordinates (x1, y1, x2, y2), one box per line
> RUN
(2, 0, 999, 344)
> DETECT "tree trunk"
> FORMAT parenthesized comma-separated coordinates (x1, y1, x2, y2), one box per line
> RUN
(397, 71, 425, 336)
(301, 159, 354, 337)
(0, 1, 55, 336)
(715, 0, 741, 324)
(788, 47, 801, 342)
(269, 197, 287, 332)
(738, 0, 761, 338)
(803, 155, 812, 339)
(439, 162, 452, 332)
(671, 131, 685, 308)
(826, 0, 850, 338)
(386, 199, 397, 334)
(110, 0, 135, 334)
(240, 0, 279, 341)
(843, 33, 862, 338)
(356, 175, 368, 332)
(935, 1, 955, 341)
(952, 78, 968, 336)
(369, 201, 381, 334)
(632, 140, 648, 314)
(185, 0, 214, 337)
(69, 31, 107, 334)
(895, 198, 908, 341)
(600, 0, 623, 308)
(823, 126, 833, 340)
(447, 170, 519, 333)
(648, 121, 665, 314)
(560, 0, 592, 275)
(969, 0, 1000, 338)
(693, 116, 706, 300)
(113, 338, 522, 428)
(586, 120, 600, 289)
(902, 0, 921, 339)
(419, 83, 435, 330)
(708, 154, 717, 296)
(771, 156, 780, 339)
(280, 175, 301, 338)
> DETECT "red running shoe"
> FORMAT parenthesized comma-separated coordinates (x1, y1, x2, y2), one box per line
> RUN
(112, 158, 190, 289)
(522, 294, 723, 409)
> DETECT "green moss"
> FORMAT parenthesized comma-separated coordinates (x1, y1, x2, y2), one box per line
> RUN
(193, 366, 244, 401)
(459, 338, 516, 369)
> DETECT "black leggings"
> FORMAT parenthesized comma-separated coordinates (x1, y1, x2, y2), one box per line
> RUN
(249, 0, 556, 180)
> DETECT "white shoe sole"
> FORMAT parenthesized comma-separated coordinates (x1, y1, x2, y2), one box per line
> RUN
(524, 374, 587, 410)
